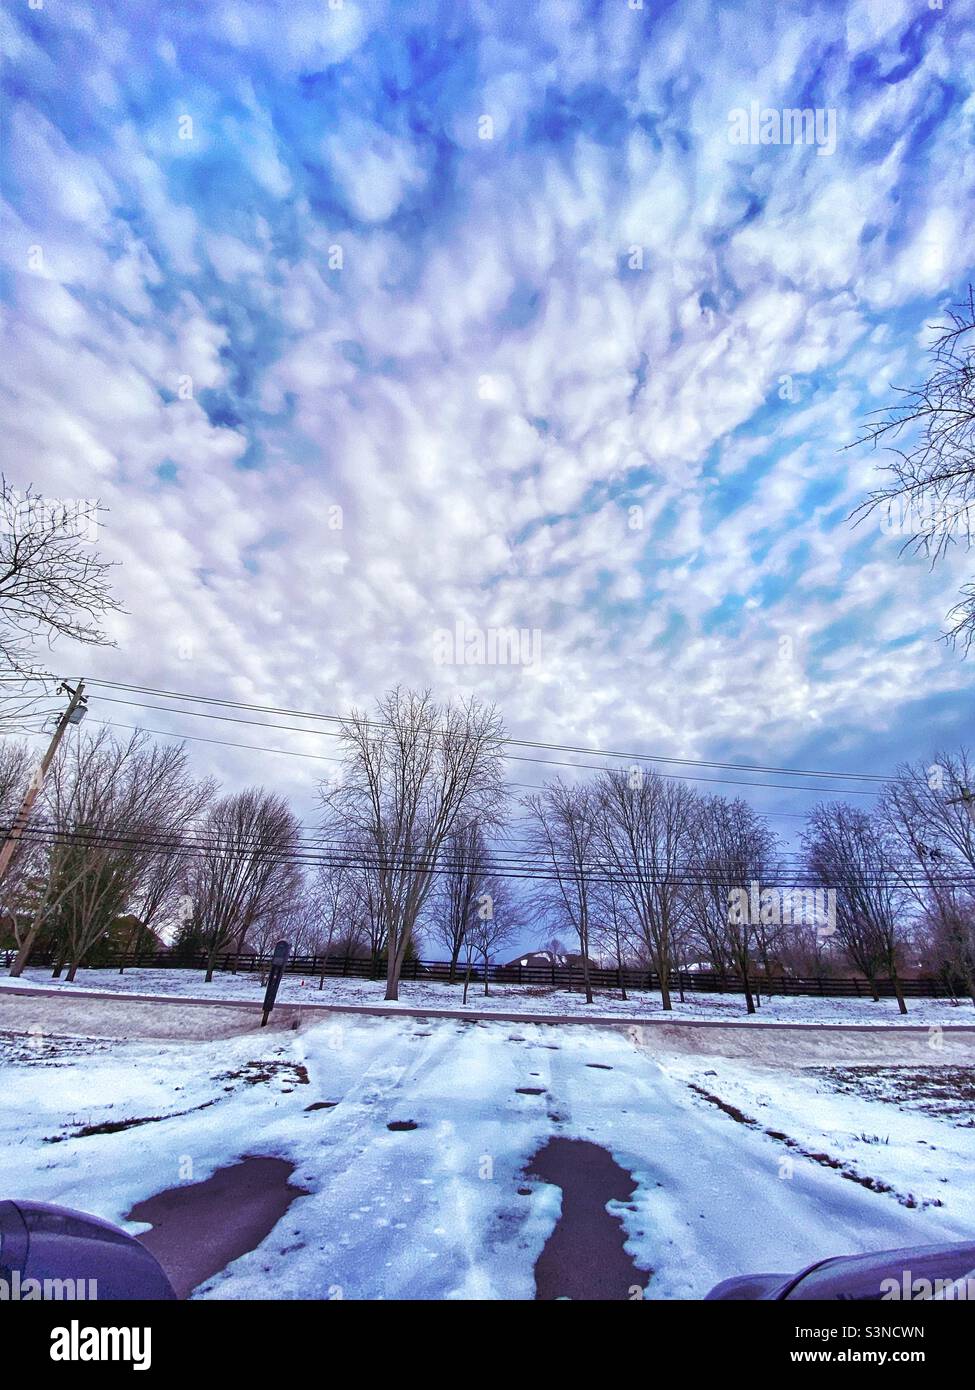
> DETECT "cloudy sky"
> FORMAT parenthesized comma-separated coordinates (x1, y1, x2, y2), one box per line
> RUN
(3, 0, 974, 837)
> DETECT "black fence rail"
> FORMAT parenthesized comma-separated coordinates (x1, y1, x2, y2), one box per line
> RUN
(0, 947, 960, 999)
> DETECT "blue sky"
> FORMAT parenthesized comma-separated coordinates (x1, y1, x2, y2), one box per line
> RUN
(2, 0, 974, 839)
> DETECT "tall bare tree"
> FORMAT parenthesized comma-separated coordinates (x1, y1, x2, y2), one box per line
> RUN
(883, 751, 975, 1005)
(692, 795, 778, 1014)
(431, 821, 490, 983)
(591, 879, 634, 1000)
(188, 788, 301, 983)
(597, 767, 699, 1012)
(33, 730, 201, 980)
(803, 802, 911, 1013)
(124, 772, 215, 952)
(322, 688, 505, 1001)
(522, 779, 601, 1004)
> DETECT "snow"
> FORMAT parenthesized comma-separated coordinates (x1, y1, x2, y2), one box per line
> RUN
(2, 965, 971, 1028)
(2, 1011, 974, 1299)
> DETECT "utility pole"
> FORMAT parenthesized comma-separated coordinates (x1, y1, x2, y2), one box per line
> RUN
(0, 679, 87, 887)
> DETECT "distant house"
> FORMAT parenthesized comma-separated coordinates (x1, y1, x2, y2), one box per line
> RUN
(503, 949, 592, 971)
(504, 950, 563, 970)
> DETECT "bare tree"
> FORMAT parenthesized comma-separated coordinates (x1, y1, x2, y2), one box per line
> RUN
(0, 738, 34, 814)
(913, 888, 975, 1003)
(124, 773, 215, 953)
(883, 752, 975, 1005)
(522, 779, 601, 1004)
(591, 880, 635, 1000)
(247, 888, 309, 980)
(311, 839, 387, 965)
(885, 750, 975, 877)
(0, 479, 122, 730)
(597, 767, 700, 1012)
(322, 688, 505, 1001)
(692, 795, 778, 1014)
(351, 859, 386, 963)
(32, 730, 201, 980)
(803, 802, 911, 1013)
(851, 288, 975, 650)
(431, 821, 490, 983)
(0, 739, 38, 941)
(774, 918, 840, 980)
(188, 788, 301, 983)
(305, 859, 364, 988)
(469, 870, 518, 997)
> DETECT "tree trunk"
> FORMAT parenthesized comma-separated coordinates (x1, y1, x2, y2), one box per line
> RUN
(449, 948, 459, 986)
(66, 960, 79, 982)
(758, 946, 773, 1008)
(318, 925, 335, 992)
(890, 970, 908, 1016)
(742, 964, 755, 1015)
(8, 906, 46, 977)
(385, 924, 409, 1001)
(231, 934, 244, 975)
(962, 968, 975, 1009)
(658, 954, 672, 1011)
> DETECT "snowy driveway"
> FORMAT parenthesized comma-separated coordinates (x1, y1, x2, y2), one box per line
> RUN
(3, 1015, 974, 1299)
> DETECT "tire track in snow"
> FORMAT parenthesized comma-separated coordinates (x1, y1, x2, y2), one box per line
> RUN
(615, 1034, 974, 1297)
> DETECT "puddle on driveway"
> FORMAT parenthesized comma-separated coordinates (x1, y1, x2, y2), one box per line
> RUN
(527, 1138, 646, 1300)
(127, 1155, 309, 1298)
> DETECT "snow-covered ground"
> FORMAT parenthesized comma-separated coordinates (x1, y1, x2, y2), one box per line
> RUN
(3, 1012, 974, 1299)
(2, 965, 971, 1027)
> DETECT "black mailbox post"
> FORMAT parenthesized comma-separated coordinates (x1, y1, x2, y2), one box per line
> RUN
(261, 939, 290, 1027)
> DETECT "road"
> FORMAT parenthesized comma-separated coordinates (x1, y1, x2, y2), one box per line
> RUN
(3, 980, 975, 1063)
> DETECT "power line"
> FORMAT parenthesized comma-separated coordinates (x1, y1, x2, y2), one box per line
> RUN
(7, 820, 972, 893)
(71, 676, 889, 784)
(58, 717, 826, 862)
(66, 695, 882, 798)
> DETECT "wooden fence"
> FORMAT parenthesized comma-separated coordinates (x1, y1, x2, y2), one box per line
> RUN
(0, 947, 960, 999)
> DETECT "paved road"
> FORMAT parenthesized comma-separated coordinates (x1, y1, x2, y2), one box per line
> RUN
(3, 981, 975, 1063)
